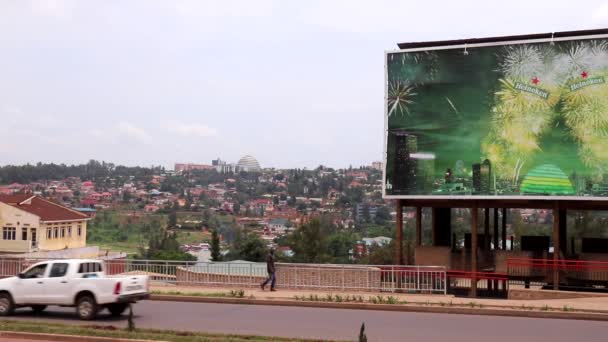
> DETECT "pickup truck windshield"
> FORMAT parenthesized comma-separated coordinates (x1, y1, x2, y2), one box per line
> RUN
(23, 264, 47, 279)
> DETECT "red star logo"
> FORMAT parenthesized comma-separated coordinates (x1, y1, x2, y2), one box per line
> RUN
(581, 71, 588, 78)
(531, 77, 540, 85)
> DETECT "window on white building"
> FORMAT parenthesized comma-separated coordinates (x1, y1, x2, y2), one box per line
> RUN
(21, 229, 27, 241)
(2, 227, 16, 240)
(47, 228, 52, 239)
(78, 225, 82, 236)
(54, 228, 59, 239)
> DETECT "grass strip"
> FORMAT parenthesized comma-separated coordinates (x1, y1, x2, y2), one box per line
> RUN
(0, 320, 340, 342)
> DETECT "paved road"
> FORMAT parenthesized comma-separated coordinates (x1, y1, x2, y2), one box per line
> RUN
(0, 339, 56, 342)
(6, 301, 608, 342)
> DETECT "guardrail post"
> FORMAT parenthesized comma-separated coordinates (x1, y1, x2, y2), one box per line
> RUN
(165, 261, 169, 283)
(417, 266, 420, 293)
(443, 268, 447, 295)
(341, 265, 345, 291)
(318, 266, 321, 290)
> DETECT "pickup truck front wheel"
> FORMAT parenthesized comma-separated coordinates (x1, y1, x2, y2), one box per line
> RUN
(76, 295, 98, 320)
(107, 303, 128, 316)
(0, 293, 14, 316)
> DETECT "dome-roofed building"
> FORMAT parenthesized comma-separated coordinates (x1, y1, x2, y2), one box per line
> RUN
(237, 155, 262, 172)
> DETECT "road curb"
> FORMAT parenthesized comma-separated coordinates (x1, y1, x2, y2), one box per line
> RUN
(0, 331, 161, 342)
(150, 294, 608, 322)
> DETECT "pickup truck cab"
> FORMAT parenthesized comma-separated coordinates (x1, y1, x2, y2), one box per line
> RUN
(0, 259, 149, 320)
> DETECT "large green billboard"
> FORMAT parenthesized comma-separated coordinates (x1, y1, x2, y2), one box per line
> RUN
(383, 35, 608, 199)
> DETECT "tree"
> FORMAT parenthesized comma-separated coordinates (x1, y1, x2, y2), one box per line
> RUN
(362, 204, 371, 223)
(211, 229, 221, 261)
(326, 231, 358, 263)
(122, 191, 132, 203)
(288, 218, 330, 263)
(230, 232, 267, 262)
(139, 229, 195, 261)
(374, 206, 391, 225)
(168, 211, 177, 228)
(362, 241, 395, 265)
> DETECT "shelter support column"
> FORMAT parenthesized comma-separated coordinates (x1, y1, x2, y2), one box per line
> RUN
(415, 207, 422, 247)
(484, 208, 490, 251)
(559, 209, 567, 256)
(432, 208, 451, 247)
(493, 209, 499, 250)
(552, 204, 560, 290)
(501, 208, 507, 250)
(471, 206, 478, 297)
(431, 208, 437, 246)
(395, 200, 403, 265)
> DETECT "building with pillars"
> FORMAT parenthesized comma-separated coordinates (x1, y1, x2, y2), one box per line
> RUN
(0, 194, 90, 253)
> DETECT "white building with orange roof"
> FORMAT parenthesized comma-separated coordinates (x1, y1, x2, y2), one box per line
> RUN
(0, 194, 90, 253)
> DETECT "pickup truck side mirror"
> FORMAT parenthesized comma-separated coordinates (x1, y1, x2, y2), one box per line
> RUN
(17, 273, 25, 279)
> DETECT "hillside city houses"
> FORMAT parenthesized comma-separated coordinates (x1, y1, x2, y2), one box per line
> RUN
(0, 156, 396, 260)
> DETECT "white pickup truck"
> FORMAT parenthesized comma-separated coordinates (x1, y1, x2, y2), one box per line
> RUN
(0, 259, 149, 320)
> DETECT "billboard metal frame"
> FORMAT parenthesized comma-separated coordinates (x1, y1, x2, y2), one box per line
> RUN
(382, 32, 608, 201)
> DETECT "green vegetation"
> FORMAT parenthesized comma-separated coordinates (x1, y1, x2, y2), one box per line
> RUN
(0, 320, 337, 342)
(0, 160, 162, 184)
(176, 231, 210, 246)
(227, 230, 268, 262)
(211, 229, 221, 261)
(87, 211, 163, 250)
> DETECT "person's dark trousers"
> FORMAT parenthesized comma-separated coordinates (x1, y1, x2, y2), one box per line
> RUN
(261, 272, 276, 290)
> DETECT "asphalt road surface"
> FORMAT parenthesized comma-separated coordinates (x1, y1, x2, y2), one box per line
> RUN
(5, 301, 608, 342)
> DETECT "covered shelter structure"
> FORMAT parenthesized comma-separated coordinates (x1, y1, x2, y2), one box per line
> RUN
(388, 28, 608, 297)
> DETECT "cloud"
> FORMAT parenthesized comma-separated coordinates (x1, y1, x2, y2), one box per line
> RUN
(88, 129, 104, 138)
(166, 121, 218, 137)
(116, 122, 152, 144)
(28, 0, 75, 18)
(593, 3, 608, 22)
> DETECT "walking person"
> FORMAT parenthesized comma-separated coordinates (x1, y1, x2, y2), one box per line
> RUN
(261, 248, 276, 291)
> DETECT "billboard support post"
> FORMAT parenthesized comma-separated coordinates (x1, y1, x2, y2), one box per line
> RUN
(471, 206, 478, 297)
(493, 208, 499, 250)
(559, 209, 567, 255)
(431, 208, 437, 245)
(484, 208, 490, 251)
(415, 207, 422, 247)
(501, 208, 507, 250)
(395, 200, 404, 265)
(553, 203, 560, 290)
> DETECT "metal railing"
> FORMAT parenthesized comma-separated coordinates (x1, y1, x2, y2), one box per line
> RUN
(507, 258, 608, 290)
(0, 257, 447, 294)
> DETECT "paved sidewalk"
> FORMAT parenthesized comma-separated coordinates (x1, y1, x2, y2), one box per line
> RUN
(151, 284, 608, 312)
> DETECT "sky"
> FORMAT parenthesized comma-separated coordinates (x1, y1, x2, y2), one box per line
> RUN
(1, 0, 608, 170)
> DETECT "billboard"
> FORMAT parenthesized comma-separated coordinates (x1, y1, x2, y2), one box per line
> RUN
(383, 33, 608, 199)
